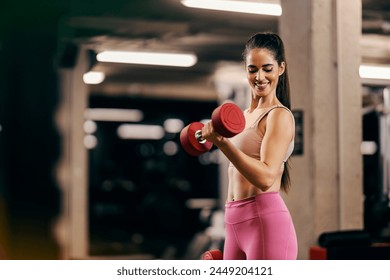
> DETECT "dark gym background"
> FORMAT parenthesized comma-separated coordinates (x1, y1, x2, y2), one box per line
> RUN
(87, 96, 219, 258)
(0, 0, 64, 259)
(0, 0, 222, 259)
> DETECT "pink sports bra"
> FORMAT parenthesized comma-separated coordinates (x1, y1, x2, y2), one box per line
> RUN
(229, 105, 295, 167)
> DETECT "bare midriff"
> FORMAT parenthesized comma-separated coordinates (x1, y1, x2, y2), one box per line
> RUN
(227, 164, 283, 202)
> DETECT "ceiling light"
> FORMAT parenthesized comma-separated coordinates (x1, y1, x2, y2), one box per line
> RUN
(361, 141, 377, 155)
(85, 108, 144, 122)
(181, 0, 282, 16)
(117, 124, 165, 140)
(359, 64, 390, 80)
(83, 71, 105, 84)
(163, 141, 179, 156)
(163, 118, 185, 133)
(83, 120, 97, 134)
(96, 51, 197, 67)
(84, 135, 98, 149)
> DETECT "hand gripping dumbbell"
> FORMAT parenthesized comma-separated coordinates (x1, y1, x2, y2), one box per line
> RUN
(180, 103, 245, 156)
(201, 249, 223, 260)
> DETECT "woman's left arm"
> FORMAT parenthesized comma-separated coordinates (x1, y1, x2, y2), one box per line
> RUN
(204, 108, 294, 191)
(259, 108, 295, 184)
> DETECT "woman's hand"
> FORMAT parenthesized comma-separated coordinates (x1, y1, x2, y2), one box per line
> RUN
(201, 121, 226, 147)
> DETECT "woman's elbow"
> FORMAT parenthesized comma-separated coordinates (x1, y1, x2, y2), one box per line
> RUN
(255, 172, 278, 191)
(256, 176, 276, 192)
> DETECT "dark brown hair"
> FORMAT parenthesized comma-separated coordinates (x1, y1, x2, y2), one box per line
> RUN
(243, 32, 292, 192)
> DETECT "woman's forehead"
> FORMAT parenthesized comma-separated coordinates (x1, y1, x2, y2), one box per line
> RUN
(245, 48, 276, 65)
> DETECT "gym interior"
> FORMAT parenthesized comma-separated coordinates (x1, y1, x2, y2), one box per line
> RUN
(0, 0, 390, 260)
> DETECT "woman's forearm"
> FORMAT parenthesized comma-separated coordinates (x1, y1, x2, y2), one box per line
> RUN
(216, 139, 278, 191)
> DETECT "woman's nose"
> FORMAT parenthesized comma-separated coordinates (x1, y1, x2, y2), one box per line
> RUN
(256, 70, 265, 80)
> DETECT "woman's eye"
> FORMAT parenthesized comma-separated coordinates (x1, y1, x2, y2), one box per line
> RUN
(264, 68, 273, 73)
(248, 68, 257, 73)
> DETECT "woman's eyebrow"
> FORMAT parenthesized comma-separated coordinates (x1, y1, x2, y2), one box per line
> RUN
(247, 63, 274, 68)
(262, 63, 274, 67)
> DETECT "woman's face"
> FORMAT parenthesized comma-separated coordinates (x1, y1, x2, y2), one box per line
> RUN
(245, 48, 285, 99)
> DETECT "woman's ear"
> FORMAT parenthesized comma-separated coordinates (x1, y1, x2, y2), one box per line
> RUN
(279, 61, 286, 76)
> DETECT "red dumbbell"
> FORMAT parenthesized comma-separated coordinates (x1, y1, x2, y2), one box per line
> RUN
(180, 103, 245, 156)
(210, 102, 246, 138)
(202, 249, 223, 260)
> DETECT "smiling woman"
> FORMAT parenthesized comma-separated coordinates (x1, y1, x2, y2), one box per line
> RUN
(200, 32, 297, 260)
(245, 48, 285, 102)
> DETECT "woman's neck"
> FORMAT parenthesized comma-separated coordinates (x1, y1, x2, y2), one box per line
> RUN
(250, 97, 281, 112)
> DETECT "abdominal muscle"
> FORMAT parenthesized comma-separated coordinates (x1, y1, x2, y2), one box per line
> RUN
(227, 164, 283, 202)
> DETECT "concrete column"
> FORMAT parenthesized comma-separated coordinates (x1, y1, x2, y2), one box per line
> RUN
(280, 0, 363, 259)
(55, 47, 89, 259)
(335, 0, 364, 230)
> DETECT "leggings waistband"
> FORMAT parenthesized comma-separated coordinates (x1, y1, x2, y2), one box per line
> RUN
(225, 192, 281, 208)
(224, 192, 288, 224)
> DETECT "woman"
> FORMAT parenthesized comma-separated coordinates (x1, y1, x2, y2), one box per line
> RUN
(202, 32, 297, 260)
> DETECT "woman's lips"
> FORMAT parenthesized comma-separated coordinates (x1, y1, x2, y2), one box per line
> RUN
(255, 82, 269, 90)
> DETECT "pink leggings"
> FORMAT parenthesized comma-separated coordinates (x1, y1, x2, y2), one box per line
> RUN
(224, 192, 297, 260)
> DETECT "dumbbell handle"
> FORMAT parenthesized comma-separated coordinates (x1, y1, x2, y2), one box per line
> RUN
(195, 130, 207, 144)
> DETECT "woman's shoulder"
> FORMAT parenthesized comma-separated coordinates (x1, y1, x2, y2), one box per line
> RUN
(265, 105, 295, 129)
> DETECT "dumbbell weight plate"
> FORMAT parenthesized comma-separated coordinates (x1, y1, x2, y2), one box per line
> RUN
(180, 122, 213, 156)
(212, 103, 245, 138)
(202, 249, 223, 260)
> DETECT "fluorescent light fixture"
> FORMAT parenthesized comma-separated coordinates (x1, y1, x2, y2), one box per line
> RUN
(361, 141, 377, 155)
(359, 64, 390, 80)
(163, 141, 179, 156)
(84, 120, 97, 134)
(181, 0, 282, 16)
(185, 198, 218, 209)
(117, 124, 165, 140)
(84, 135, 98, 149)
(85, 108, 144, 122)
(83, 71, 105, 84)
(163, 118, 185, 133)
(96, 51, 197, 67)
